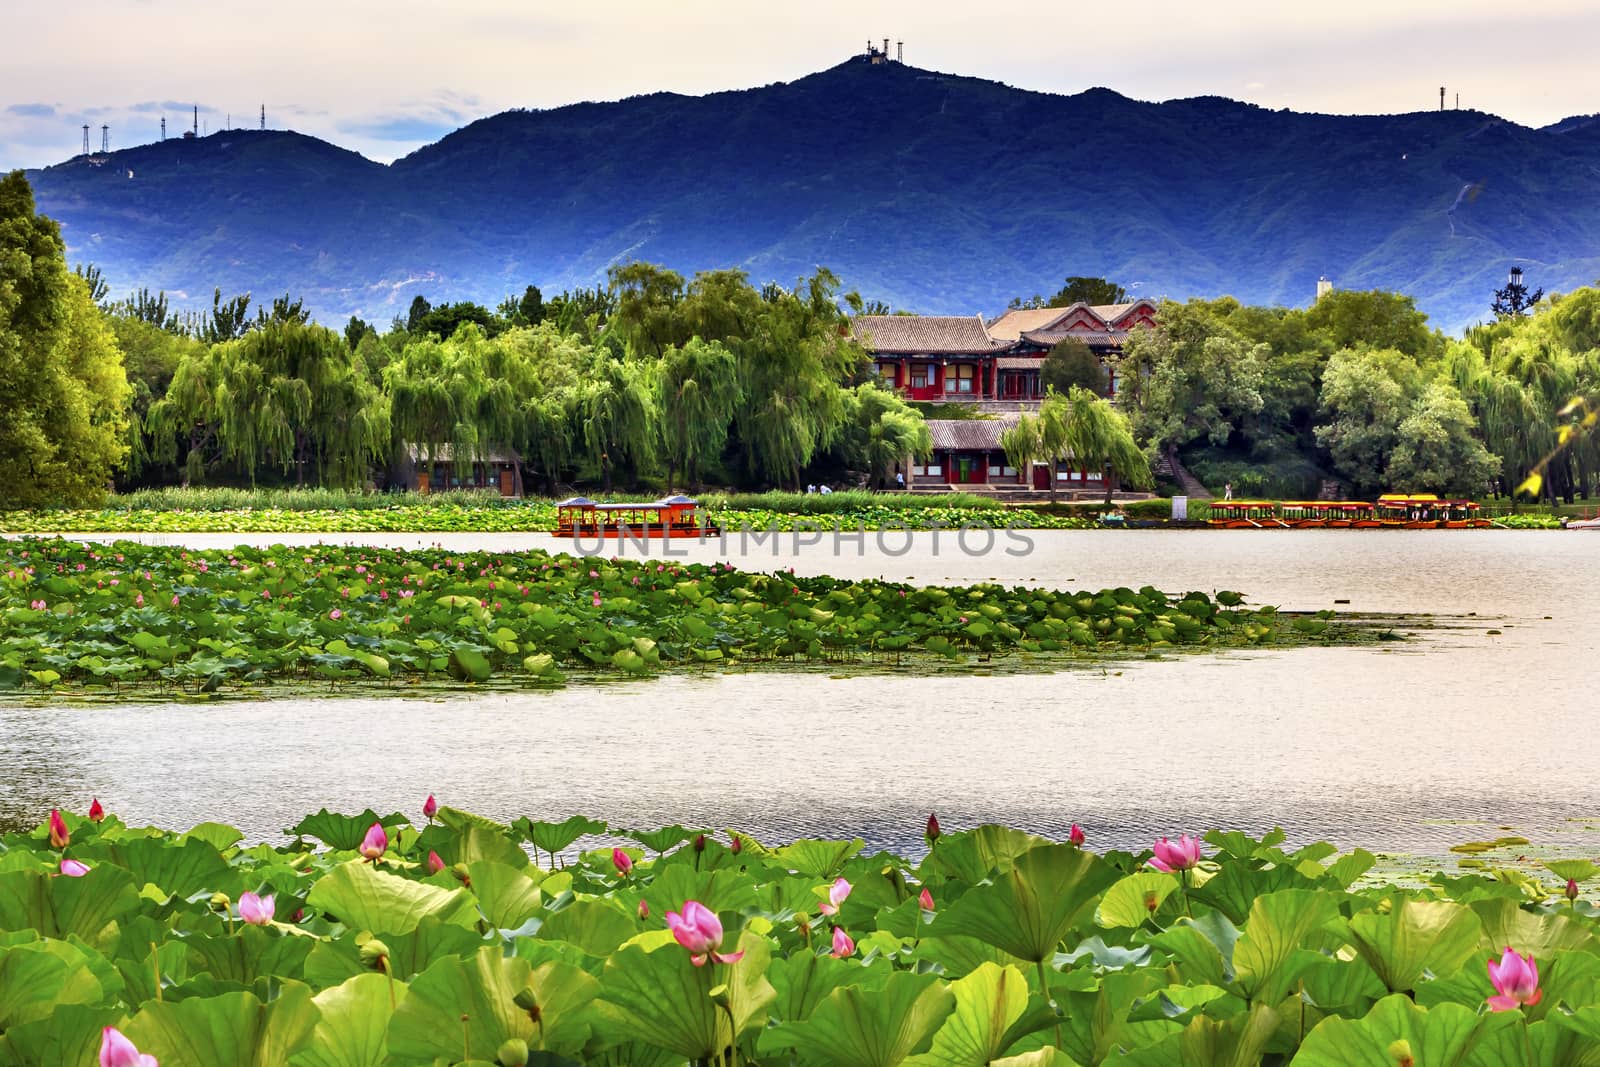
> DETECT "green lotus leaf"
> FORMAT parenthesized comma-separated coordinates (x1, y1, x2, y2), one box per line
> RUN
(306, 860, 478, 935)
(1294, 992, 1523, 1066)
(289, 972, 405, 1067)
(447, 647, 494, 682)
(923, 825, 1052, 886)
(0, 941, 106, 1030)
(184, 925, 315, 987)
(768, 947, 891, 1023)
(468, 861, 546, 931)
(301, 916, 486, 987)
(903, 962, 1035, 1067)
(0, 865, 139, 946)
(929, 844, 1116, 962)
(1096, 872, 1179, 928)
(386, 947, 599, 1061)
(1347, 898, 1485, 994)
(768, 970, 954, 1067)
(1231, 889, 1345, 1002)
(642, 865, 759, 923)
(1470, 897, 1595, 959)
(774, 839, 864, 878)
(120, 985, 321, 1067)
(516, 816, 608, 857)
(286, 810, 408, 852)
(989, 1049, 1079, 1067)
(600, 928, 774, 1060)
(0, 1003, 122, 1067)
(536, 899, 639, 958)
(182, 822, 247, 851)
(102, 835, 233, 900)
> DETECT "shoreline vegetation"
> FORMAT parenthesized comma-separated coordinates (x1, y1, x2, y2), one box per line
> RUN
(0, 538, 1390, 700)
(0, 488, 1582, 534)
(10, 804, 1600, 1065)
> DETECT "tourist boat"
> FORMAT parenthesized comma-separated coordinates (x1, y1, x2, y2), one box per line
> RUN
(1208, 495, 1489, 529)
(551, 496, 721, 538)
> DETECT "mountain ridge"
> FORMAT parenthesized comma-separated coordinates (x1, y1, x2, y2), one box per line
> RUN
(24, 57, 1600, 332)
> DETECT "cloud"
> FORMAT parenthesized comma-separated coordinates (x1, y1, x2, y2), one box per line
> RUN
(336, 114, 462, 143)
(6, 103, 56, 118)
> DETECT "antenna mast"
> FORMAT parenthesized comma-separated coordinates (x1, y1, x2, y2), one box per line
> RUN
(100, 125, 109, 153)
(161, 116, 166, 139)
(260, 104, 265, 130)
(1439, 86, 1445, 111)
(81, 124, 90, 155)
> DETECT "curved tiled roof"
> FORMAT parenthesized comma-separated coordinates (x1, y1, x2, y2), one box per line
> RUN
(852, 314, 1009, 355)
(926, 416, 1019, 451)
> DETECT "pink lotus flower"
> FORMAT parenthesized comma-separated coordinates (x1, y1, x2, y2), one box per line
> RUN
(329, 608, 342, 620)
(665, 900, 744, 966)
(100, 1026, 158, 1067)
(1069, 824, 1085, 847)
(1487, 947, 1543, 1011)
(427, 850, 446, 874)
(89, 797, 105, 823)
(1148, 835, 1203, 873)
(926, 813, 940, 843)
(613, 848, 633, 876)
(831, 926, 855, 958)
(422, 794, 438, 820)
(134, 593, 144, 607)
(592, 594, 601, 608)
(48, 809, 69, 849)
(359, 822, 388, 860)
(919, 887, 935, 912)
(818, 877, 852, 916)
(261, 589, 271, 599)
(638, 899, 649, 919)
(59, 858, 91, 877)
(1568, 879, 1581, 902)
(170, 595, 179, 608)
(238, 891, 275, 925)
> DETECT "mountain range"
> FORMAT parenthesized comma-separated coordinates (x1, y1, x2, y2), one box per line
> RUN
(23, 57, 1600, 333)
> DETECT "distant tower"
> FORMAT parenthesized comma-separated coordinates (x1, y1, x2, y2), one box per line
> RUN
(1316, 277, 1334, 302)
(896, 40, 903, 62)
(81, 124, 90, 155)
(260, 104, 265, 130)
(161, 116, 167, 140)
(1439, 86, 1446, 111)
(100, 125, 109, 153)
(193, 106, 198, 136)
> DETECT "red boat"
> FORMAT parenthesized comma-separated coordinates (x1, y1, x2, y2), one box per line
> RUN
(552, 496, 721, 539)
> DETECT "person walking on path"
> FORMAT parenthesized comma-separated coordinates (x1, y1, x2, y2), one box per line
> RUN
(1224, 481, 1234, 500)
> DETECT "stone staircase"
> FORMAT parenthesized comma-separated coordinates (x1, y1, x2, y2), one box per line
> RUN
(1154, 449, 1211, 500)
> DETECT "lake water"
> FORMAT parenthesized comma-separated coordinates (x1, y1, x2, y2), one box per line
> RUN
(2, 530, 1594, 861)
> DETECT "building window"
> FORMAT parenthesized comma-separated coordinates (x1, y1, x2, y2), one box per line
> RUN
(951, 364, 975, 393)
(987, 462, 1017, 477)
(876, 362, 897, 383)
(909, 364, 932, 389)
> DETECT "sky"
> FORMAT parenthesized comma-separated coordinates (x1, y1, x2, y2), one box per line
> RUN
(4, 0, 1599, 171)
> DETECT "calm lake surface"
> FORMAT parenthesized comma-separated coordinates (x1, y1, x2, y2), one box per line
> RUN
(2, 530, 1594, 860)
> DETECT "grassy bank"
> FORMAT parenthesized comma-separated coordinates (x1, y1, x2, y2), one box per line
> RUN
(0, 538, 1370, 698)
(8, 805, 1599, 1065)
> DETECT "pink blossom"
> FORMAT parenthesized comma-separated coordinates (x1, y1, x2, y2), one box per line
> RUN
(831, 926, 856, 958)
(134, 593, 144, 608)
(613, 848, 633, 876)
(664, 900, 744, 966)
(48, 809, 69, 849)
(59, 858, 91, 877)
(99, 1026, 158, 1067)
(359, 822, 388, 860)
(919, 887, 935, 912)
(592, 594, 602, 608)
(170, 595, 179, 608)
(89, 797, 105, 822)
(427, 850, 446, 874)
(238, 891, 275, 925)
(1148, 835, 1203, 873)
(423, 794, 438, 819)
(1487, 947, 1543, 1011)
(818, 877, 852, 916)
(1069, 824, 1085, 847)
(638, 899, 649, 919)
(329, 609, 342, 620)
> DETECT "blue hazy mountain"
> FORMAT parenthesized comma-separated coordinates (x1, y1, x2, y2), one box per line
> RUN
(25, 57, 1600, 332)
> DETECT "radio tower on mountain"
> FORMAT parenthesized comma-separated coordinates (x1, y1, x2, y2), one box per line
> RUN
(260, 104, 265, 130)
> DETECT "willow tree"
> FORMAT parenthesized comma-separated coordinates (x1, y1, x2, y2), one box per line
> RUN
(385, 326, 510, 486)
(841, 381, 931, 489)
(1041, 386, 1152, 505)
(659, 337, 740, 490)
(578, 352, 658, 492)
(1000, 414, 1042, 488)
(734, 270, 860, 488)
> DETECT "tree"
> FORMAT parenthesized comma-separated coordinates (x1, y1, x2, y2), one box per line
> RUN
(107, 314, 202, 484)
(344, 315, 372, 351)
(840, 382, 931, 489)
(1000, 414, 1042, 488)
(577, 352, 657, 493)
(1009, 276, 1128, 310)
(1313, 348, 1414, 497)
(1041, 387, 1152, 504)
(608, 262, 686, 357)
(1040, 337, 1108, 396)
(201, 288, 255, 344)
(405, 295, 432, 334)
(1304, 289, 1438, 358)
(0, 171, 130, 506)
(1385, 382, 1501, 496)
(659, 337, 740, 490)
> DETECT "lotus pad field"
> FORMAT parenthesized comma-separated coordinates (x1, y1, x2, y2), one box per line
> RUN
(0, 539, 1364, 697)
(9, 805, 1600, 1066)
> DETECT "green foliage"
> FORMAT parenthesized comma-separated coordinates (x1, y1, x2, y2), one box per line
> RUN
(1040, 337, 1109, 397)
(1, 806, 1597, 1065)
(0, 538, 1367, 697)
(0, 171, 131, 506)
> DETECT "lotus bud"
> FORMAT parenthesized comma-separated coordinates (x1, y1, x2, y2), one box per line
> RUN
(99, 1026, 158, 1067)
(831, 926, 855, 958)
(497, 1037, 530, 1066)
(512, 987, 542, 1022)
(426, 850, 446, 874)
(359, 938, 390, 970)
(1387, 1039, 1414, 1067)
(358, 822, 388, 860)
(638, 899, 649, 919)
(731, 834, 742, 854)
(88, 798, 105, 823)
(693, 833, 706, 853)
(209, 891, 231, 911)
(451, 862, 472, 887)
(797, 915, 811, 940)
(238, 891, 275, 926)
(925, 813, 940, 844)
(1568, 879, 1580, 902)
(919, 887, 934, 912)
(422, 794, 438, 820)
(612, 848, 633, 876)
(1069, 823, 1085, 847)
(48, 809, 69, 849)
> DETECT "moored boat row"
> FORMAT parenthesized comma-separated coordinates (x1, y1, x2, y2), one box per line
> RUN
(1209, 494, 1491, 529)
